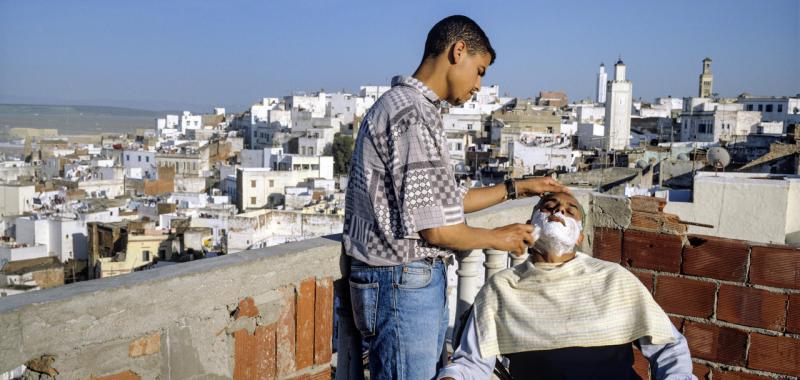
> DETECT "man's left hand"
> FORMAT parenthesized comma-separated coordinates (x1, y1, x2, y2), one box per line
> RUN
(515, 177, 570, 198)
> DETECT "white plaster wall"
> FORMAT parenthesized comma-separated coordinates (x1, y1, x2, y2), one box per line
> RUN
(0, 244, 48, 262)
(785, 180, 800, 245)
(664, 175, 795, 244)
(0, 185, 35, 217)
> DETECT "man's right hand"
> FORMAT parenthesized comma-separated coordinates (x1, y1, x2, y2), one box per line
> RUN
(491, 223, 534, 256)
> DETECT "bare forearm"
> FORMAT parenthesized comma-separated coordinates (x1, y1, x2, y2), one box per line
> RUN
(420, 223, 499, 251)
(419, 222, 534, 255)
(462, 177, 571, 214)
(463, 183, 507, 213)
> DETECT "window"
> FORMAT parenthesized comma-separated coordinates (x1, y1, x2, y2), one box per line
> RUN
(142, 250, 151, 261)
(758, 104, 763, 112)
(126, 154, 130, 161)
(146, 157, 150, 163)
(777, 104, 783, 113)
(138, 156, 141, 162)
(250, 197, 256, 205)
(269, 180, 274, 187)
(766, 104, 773, 113)
(746, 104, 753, 111)
(467, 124, 473, 130)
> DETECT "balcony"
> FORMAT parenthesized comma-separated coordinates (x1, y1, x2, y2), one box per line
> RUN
(2, 193, 800, 379)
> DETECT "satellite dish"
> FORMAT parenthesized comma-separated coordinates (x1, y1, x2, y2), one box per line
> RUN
(635, 159, 649, 169)
(707, 147, 731, 170)
(677, 153, 690, 161)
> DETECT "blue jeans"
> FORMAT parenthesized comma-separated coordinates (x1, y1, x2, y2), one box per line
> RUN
(349, 258, 449, 380)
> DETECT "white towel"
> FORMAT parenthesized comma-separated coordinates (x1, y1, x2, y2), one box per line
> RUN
(474, 252, 675, 357)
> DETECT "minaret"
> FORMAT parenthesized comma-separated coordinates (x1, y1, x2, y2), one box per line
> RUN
(604, 57, 633, 151)
(698, 57, 713, 98)
(596, 63, 607, 104)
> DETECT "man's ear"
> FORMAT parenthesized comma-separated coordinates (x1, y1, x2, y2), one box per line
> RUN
(576, 232, 584, 246)
(449, 40, 466, 65)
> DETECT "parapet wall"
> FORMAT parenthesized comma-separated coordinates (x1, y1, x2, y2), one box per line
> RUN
(0, 236, 342, 379)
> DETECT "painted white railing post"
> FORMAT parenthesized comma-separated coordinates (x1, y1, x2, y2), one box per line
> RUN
(455, 249, 483, 327)
(483, 249, 508, 279)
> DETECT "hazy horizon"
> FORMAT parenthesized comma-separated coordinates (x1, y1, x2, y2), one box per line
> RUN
(1, 0, 798, 112)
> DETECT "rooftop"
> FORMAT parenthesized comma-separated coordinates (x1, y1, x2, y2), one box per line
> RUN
(0, 195, 798, 379)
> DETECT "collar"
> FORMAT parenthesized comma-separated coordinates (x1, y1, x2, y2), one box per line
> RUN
(391, 75, 441, 106)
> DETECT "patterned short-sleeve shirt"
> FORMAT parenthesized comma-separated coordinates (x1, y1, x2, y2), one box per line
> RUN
(343, 75, 467, 266)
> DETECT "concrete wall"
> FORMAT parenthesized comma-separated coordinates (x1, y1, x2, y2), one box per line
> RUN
(784, 179, 800, 245)
(665, 174, 800, 245)
(0, 184, 35, 217)
(0, 237, 342, 379)
(0, 244, 48, 262)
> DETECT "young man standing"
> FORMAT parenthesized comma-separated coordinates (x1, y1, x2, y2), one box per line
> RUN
(343, 15, 570, 379)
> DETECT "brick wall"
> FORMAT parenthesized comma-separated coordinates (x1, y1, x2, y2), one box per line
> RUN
(230, 277, 333, 380)
(594, 226, 800, 379)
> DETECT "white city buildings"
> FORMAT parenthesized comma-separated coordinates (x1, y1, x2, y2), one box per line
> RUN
(679, 98, 762, 142)
(737, 95, 800, 130)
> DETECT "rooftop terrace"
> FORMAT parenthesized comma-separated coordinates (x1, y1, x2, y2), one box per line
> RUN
(1, 194, 799, 379)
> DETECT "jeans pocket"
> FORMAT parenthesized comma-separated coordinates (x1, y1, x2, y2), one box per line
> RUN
(398, 262, 432, 289)
(349, 280, 379, 337)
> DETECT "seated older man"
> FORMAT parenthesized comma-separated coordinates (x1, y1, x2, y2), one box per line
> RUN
(439, 192, 695, 380)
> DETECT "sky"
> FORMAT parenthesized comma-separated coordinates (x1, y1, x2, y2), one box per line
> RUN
(1, 0, 798, 112)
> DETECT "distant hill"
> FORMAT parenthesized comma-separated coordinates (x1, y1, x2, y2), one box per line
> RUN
(0, 104, 180, 134)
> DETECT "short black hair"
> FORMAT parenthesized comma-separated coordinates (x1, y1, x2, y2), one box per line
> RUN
(422, 15, 496, 64)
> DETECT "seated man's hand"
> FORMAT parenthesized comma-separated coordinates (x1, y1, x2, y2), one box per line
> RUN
(491, 223, 534, 256)
(515, 177, 570, 197)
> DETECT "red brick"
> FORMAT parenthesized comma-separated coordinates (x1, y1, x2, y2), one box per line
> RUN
(234, 297, 259, 320)
(233, 324, 277, 380)
(277, 286, 297, 376)
(682, 235, 749, 282)
(748, 333, 800, 377)
(692, 363, 711, 380)
(787, 294, 800, 333)
(128, 332, 160, 358)
(630, 269, 654, 293)
(717, 285, 788, 330)
(712, 370, 771, 380)
(669, 316, 684, 331)
(630, 210, 663, 232)
(314, 277, 334, 365)
(632, 347, 649, 380)
(593, 227, 622, 263)
(749, 245, 800, 290)
(683, 321, 748, 366)
(630, 195, 665, 213)
(296, 278, 316, 369)
(90, 371, 141, 380)
(654, 276, 716, 318)
(622, 230, 683, 272)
